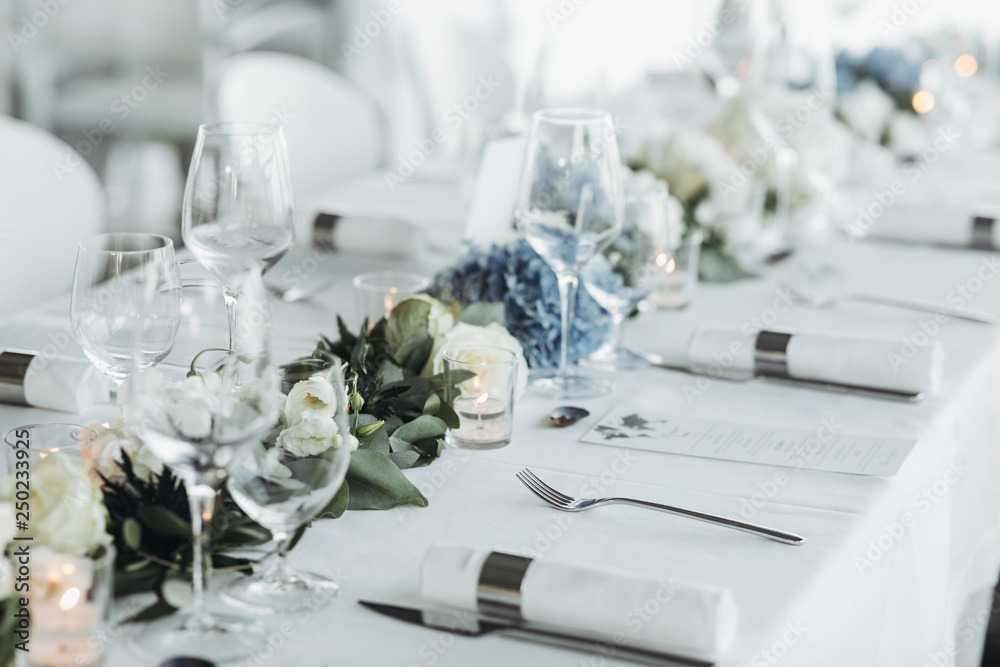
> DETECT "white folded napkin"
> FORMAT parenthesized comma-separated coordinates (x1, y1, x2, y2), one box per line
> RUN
(312, 213, 420, 258)
(420, 543, 739, 660)
(10, 354, 110, 413)
(856, 200, 1000, 248)
(688, 327, 943, 394)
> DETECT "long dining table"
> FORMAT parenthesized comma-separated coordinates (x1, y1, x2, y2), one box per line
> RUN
(4, 229, 1000, 667)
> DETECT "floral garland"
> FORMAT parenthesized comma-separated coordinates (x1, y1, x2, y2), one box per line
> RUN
(0, 295, 527, 620)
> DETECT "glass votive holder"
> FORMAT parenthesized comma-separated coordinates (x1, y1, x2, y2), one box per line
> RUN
(647, 230, 702, 309)
(352, 271, 430, 328)
(2, 423, 96, 476)
(16, 542, 116, 667)
(442, 346, 519, 450)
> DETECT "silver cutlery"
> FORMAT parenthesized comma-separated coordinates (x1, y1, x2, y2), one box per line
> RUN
(628, 347, 923, 402)
(783, 282, 994, 324)
(266, 277, 336, 303)
(359, 600, 713, 667)
(516, 469, 804, 546)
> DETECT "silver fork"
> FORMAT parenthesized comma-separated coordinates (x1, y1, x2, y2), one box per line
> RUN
(783, 282, 994, 324)
(516, 469, 804, 546)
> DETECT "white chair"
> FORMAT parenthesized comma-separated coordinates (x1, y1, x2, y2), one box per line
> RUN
(0, 115, 105, 314)
(208, 51, 384, 202)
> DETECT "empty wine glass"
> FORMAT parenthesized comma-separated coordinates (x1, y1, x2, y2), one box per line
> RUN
(125, 267, 280, 662)
(514, 108, 624, 399)
(71, 233, 181, 388)
(182, 122, 296, 347)
(582, 178, 678, 370)
(224, 362, 351, 613)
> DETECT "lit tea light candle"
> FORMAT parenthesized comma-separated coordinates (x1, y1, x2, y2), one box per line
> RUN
(452, 392, 508, 443)
(28, 548, 108, 667)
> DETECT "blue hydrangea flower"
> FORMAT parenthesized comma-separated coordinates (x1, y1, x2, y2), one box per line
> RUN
(836, 47, 923, 98)
(429, 240, 612, 368)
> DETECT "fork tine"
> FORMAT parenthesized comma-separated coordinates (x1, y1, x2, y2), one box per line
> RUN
(516, 472, 563, 507)
(517, 470, 572, 507)
(521, 469, 575, 504)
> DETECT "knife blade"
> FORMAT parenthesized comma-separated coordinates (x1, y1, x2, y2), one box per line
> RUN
(358, 600, 714, 667)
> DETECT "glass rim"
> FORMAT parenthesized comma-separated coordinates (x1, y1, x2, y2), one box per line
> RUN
(78, 232, 174, 254)
(2, 422, 99, 451)
(198, 121, 286, 137)
(533, 107, 613, 125)
(442, 345, 520, 367)
(352, 270, 431, 290)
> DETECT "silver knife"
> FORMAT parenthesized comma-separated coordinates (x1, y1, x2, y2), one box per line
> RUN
(627, 348, 923, 402)
(358, 600, 714, 667)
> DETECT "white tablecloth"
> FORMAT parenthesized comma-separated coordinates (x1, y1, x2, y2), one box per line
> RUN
(4, 237, 1000, 667)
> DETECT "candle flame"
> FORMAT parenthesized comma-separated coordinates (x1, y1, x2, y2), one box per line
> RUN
(954, 54, 978, 78)
(202, 509, 212, 521)
(655, 253, 669, 268)
(665, 257, 676, 274)
(912, 90, 935, 114)
(474, 393, 489, 405)
(59, 588, 81, 611)
(384, 294, 394, 312)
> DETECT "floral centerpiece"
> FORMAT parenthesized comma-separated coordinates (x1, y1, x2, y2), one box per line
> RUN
(1, 295, 527, 621)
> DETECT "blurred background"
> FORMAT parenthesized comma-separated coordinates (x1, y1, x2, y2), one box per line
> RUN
(3, 0, 999, 243)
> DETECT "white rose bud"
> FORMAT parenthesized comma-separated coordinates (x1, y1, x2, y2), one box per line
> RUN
(285, 376, 337, 424)
(276, 411, 337, 457)
(345, 434, 360, 452)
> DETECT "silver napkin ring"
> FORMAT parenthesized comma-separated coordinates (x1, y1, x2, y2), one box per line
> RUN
(314, 213, 341, 252)
(476, 551, 532, 622)
(754, 331, 792, 378)
(0, 350, 35, 406)
(971, 216, 995, 250)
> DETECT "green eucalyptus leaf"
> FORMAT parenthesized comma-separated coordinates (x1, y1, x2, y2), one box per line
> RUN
(114, 561, 167, 597)
(393, 415, 448, 443)
(457, 301, 505, 326)
(359, 424, 391, 454)
(319, 481, 350, 519)
(389, 450, 421, 469)
(345, 449, 428, 510)
(410, 437, 442, 459)
(122, 517, 142, 550)
(434, 401, 461, 429)
(124, 599, 177, 624)
(137, 506, 191, 537)
(160, 576, 193, 609)
(388, 436, 415, 453)
(422, 392, 441, 415)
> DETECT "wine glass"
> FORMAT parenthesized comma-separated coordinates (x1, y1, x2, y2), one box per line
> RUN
(125, 267, 280, 662)
(514, 108, 624, 399)
(182, 121, 296, 347)
(223, 362, 351, 613)
(582, 178, 678, 370)
(71, 232, 181, 388)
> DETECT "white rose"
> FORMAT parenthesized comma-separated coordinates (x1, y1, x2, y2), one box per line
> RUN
(285, 376, 337, 424)
(0, 455, 106, 556)
(405, 294, 456, 339)
(276, 411, 339, 457)
(80, 412, 164, 483)
(423, 322, 528, 399)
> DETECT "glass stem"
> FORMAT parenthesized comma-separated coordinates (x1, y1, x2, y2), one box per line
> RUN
(223, 292, 238, 350)
(258, 531, 293, 581)
(556, 271, 579, 376)
(187, 484, 217, 627)
(609, 311, 626, 356)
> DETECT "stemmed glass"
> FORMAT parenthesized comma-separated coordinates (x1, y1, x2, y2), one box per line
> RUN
(182, 122, 296, 347)
(224, 363, 351, 613)
(125, 267, 280, 662)
(514, 108, 624, 399)
(71, 233, 181, 388)
(582, 178, 677, 370)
